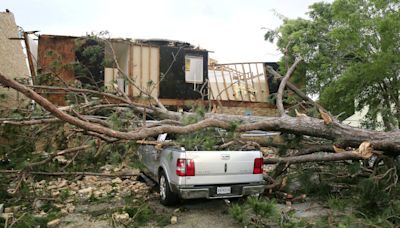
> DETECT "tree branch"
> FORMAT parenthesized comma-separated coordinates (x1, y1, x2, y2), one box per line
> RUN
(264, 151, 364, 164)
(0, 170, 138, 177)
(26, 145, 91, 170)
(1, 72, 400, 154)
(276, 58, 302, 116)
(266, 65, 328, 113)
(0, 118, 60, 125)
(30, 85, 132, 105)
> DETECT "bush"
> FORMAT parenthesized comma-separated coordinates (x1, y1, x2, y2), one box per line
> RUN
(228, 197, 306, 227)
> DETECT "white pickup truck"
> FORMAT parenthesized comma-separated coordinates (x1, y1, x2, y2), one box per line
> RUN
(138, 134, 265, 205)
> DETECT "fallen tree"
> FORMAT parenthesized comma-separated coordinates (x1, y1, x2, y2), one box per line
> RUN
(0, 41, 399, 202)
(0, 68, 399, 156)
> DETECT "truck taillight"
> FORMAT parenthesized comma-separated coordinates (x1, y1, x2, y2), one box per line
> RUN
(253, 158, 263, 174)
(176, 159, 195, 176)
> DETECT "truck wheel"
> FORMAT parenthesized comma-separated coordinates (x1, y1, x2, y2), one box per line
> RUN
(159, 171, 179, 206)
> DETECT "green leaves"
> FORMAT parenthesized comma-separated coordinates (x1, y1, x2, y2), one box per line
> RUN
(267, 0, 400, 130)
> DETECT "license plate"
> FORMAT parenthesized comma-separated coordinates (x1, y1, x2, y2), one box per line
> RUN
(217, 186, 231, 194)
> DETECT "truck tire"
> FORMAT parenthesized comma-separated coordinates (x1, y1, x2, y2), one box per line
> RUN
(159, 171, 179, 206)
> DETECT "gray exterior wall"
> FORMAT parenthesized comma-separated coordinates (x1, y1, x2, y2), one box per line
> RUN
(0, 12, 30, 108)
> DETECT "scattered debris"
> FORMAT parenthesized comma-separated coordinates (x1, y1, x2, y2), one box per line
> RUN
(295, 109, 308, 117)
(319, 108, 332, 125)
(78, 187, 93, 195)
(33, 199, 45, 210)
(0, 212, 13, 220)
(170, 215, 178, 225)
(111, 177, 122, 184)
(2, 164, 151, 226)
(354, 141, 373, 159)
(53, 155, 68, 164)
(112, 212, 130, 223)
(47, 218, 61, 227)
(10, 165, 148, 204)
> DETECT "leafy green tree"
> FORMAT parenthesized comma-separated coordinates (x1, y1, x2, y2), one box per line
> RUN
(266, 0, 400, 130)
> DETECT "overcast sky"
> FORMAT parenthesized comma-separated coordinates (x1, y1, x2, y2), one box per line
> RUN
(3, 0, 326, 63)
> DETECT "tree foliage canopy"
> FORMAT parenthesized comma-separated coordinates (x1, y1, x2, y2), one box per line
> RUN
(266, 0, 400, 130)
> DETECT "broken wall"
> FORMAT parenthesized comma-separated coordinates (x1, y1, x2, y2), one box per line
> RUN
(105, 41, 160, 98)
(37, 35, 76, 105)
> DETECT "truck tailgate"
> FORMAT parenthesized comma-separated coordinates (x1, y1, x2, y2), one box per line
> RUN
(184, 151, 263, 185)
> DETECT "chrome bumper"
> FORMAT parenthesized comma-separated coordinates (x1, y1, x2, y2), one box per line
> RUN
(178, 183, 265, 199)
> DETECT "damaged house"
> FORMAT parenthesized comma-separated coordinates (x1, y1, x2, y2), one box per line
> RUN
(36, 35, 208, 106)
(35, 34, 280, 115)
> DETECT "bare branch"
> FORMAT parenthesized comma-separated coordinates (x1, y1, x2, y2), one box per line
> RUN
(266, 66, 329, 113)
(30, 85, 130, 104)
(0, 170, 138, 177)
(276, 58, 302, 116)
(26, 145, 91, 169)
(0, 118, 60, 125)
(73, 129, 119, 142)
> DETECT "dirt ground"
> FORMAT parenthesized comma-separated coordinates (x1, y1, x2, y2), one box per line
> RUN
(163, 199, 239, 228)
(57, 196, 239, 227)
(56, 194, 327, 227)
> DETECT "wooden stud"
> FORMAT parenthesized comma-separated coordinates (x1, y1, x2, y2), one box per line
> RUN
(254, 63, 264, 102)
(263, 64, 270, 102)
(156, 47, 160, 98)
(148, 46, 152, 97)
(140, 45, 143, 96)
(241, 63, 251, 101)
(128, 43, 133, 96)
(220, 67, 231, 100)
(227, 66, 239, 101)
(23, 32, 36, 81)
(212, 68, 222, 100)
(233, 64, 244, 101)
(248, 63, 257, 101)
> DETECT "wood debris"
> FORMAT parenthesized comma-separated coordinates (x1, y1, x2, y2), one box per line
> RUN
(319, 108, 332, 125)
(353, 141, 373, 159)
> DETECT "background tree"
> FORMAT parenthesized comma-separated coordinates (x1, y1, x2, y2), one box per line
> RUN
(265, 0, 400, 130)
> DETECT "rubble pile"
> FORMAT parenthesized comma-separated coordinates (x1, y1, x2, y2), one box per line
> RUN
(3, 165, 151, 220)
(35, 167, 146, 200)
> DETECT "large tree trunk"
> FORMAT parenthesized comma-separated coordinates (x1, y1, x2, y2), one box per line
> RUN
(1, 72, 399, 155)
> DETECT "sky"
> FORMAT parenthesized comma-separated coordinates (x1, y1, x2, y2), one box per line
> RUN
(3, 0, 326, 63)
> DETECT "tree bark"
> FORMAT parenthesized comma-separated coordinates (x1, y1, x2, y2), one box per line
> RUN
(1, 72, 400, 154)
(264, 152, 364, 164)
(276, 58, 302, 116)
(0, 118, 60, 125)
